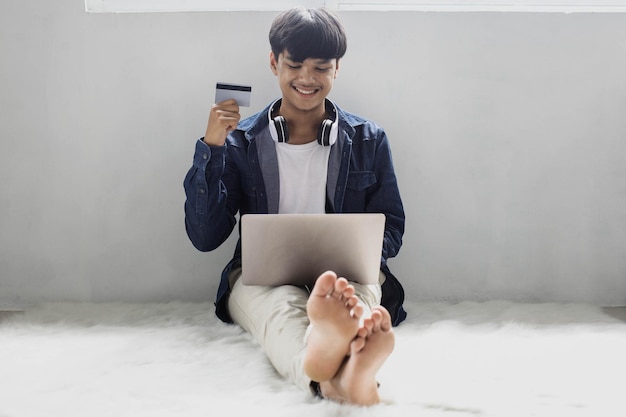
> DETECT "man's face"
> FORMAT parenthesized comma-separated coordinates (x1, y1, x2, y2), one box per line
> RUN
(270, 50, 339, 114)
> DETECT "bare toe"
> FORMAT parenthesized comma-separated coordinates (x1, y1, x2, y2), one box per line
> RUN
(373, 306, 392, 332)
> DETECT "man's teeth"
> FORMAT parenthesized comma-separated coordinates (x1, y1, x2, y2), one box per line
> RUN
(295, 87, 316, 95)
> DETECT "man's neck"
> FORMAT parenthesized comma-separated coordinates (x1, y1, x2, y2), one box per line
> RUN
(278, 101, 327, 145)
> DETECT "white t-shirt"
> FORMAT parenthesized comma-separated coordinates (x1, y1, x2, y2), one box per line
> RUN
(275, 140, 331, 214)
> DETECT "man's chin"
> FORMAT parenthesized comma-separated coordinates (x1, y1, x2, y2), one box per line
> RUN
(288, 96, 327, 113)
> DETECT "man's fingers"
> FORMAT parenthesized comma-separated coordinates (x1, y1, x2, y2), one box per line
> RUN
(217, 111, 241, 131)
(214, 98, 240, 112)
(204, 100, 241, 145)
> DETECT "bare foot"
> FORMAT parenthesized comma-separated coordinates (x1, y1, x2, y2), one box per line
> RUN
(304, 271, 364, 382)
(320, 306, 395, 406)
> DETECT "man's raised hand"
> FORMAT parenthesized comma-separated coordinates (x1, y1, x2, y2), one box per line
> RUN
(203, 99, 241, 146)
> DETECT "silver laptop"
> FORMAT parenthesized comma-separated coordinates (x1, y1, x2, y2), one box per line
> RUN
(240, 213, 385, 286)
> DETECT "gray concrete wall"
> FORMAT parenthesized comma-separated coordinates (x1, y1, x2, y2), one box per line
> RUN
(1, 0, 625, 307)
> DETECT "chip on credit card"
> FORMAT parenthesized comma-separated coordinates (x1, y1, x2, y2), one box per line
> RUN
(215, 82, 252, 107)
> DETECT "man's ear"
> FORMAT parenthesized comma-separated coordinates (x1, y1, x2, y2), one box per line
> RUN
(270, 51, 278, 75)
(334, 59, 340, 79)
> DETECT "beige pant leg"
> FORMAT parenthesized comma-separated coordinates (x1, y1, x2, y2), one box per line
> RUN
(227, 269, 384, 391)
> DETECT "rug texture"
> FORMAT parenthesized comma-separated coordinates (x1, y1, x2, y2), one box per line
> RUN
(0, 300, 624, 417)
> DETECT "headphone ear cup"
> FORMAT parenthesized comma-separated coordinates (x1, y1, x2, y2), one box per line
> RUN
(317, 119, 335, 147)
(272, 116, 289, 143)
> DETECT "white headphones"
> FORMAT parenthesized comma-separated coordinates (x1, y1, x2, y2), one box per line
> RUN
(267, 99, 339, 146)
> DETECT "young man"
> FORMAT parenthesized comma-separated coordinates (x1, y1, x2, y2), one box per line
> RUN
(184, 7, 406, 405)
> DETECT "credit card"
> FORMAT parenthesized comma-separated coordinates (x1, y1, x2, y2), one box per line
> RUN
(215, 82, 252, 107)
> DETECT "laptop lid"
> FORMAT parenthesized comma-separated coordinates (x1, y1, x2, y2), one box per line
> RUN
(240, 213, 385, 286)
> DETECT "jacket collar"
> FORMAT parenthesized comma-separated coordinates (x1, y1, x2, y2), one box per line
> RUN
(239, 99, 359, 142)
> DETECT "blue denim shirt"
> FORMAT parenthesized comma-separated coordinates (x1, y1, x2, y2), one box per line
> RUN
(184, 101, 407, 326)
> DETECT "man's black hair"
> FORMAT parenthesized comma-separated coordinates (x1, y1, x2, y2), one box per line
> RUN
(269, 7, 347, 63)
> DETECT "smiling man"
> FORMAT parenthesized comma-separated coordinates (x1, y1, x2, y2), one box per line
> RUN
(184, 7, 406, 405)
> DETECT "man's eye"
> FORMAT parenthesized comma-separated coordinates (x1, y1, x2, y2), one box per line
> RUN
(316, 67, 331, 72)
(287, 64, 301, 69)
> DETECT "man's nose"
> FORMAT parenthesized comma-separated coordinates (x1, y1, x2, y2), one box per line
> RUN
(298, 66, 316, 82)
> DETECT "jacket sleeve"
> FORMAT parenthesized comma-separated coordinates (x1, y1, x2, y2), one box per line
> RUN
(358, 125, 407, 326)
(370, 128, 405, 265)
(183, 139, 239, 252)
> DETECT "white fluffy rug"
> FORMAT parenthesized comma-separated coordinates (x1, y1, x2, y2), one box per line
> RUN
(1, 301, 624, 417)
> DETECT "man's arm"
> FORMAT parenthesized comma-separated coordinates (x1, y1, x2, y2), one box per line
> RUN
(368, 128, 405, 265)
(183, 100, 242, 251)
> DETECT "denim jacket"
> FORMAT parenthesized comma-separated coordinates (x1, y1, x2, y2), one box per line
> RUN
(184, 101, 407, 326)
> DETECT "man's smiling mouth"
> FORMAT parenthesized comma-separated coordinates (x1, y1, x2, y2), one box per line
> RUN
(294, 86, 318, 95)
